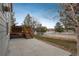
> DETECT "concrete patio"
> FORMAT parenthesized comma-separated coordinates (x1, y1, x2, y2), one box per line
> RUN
(7, 38, 71, 56)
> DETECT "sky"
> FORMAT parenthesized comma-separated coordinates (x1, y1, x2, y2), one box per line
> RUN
(13, 3, 60, 28)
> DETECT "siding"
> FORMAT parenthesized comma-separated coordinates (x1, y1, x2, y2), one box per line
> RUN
(0, 3, 10, 56)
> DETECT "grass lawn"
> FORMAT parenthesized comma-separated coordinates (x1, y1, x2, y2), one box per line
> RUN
(34, 35, 77, 56)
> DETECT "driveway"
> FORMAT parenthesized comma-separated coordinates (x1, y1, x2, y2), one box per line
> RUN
(7, 38, 71, 56)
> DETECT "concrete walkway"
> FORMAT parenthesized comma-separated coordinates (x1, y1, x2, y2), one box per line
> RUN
(7, 38, 71, 56)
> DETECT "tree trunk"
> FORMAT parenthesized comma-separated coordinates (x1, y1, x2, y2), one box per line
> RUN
(76, 26, 79, 55)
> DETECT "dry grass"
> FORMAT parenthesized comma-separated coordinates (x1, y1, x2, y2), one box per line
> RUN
(34, 35, 77, 56)
(43, 34, 77, 41)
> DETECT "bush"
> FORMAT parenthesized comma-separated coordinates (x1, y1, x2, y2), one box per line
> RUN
(36, 26, 47, 35)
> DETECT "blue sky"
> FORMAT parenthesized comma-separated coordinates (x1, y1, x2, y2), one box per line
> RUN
(13, 3, 60, 28)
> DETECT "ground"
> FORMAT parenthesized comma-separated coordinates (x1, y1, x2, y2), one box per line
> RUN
(7, 38, 71, 56)
(43, 31, 77, 41)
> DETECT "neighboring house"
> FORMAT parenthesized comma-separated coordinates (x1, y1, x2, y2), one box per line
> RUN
(0, 3, 13, 56)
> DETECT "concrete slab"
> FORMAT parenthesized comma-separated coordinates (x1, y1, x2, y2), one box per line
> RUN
(7, 38, 71, 56)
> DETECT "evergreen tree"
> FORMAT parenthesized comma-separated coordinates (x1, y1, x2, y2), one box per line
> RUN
(55, 22, 64, 32)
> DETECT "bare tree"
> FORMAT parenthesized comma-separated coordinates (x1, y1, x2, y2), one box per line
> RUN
(60, 3, 79, 55)
(24, 14, 42, 32)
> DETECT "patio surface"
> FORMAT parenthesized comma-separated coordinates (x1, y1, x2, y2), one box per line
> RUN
(7, 38, 71, 56)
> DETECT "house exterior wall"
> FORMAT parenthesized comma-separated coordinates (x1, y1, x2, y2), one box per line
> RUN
(0, 3, 12, 56)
